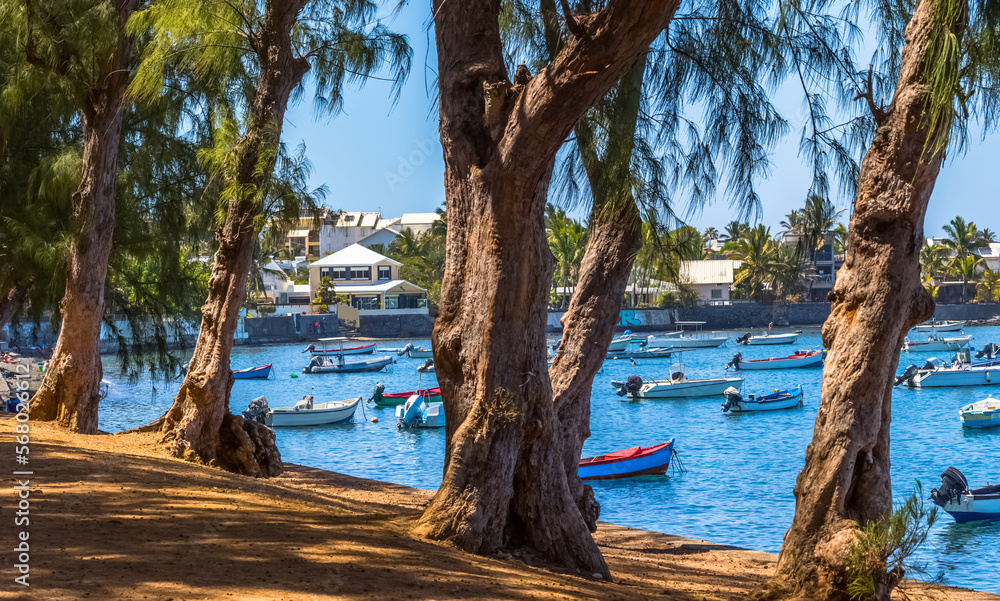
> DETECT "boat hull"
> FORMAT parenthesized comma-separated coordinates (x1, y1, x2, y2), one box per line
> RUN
(607, 335, 633, 353)
(911, 368, 1000, 387)
(913, 321, 965, 332)
(959, 398, 1000, 427)
(233, 364, 272, 379)
(903, 336, 972, 352)
(727, 387, 803, 412)
(646, 336, 728, 349)
(942, 493, 1000, 522)
(266, 397, 360, 427)
(306, 356, 393, 374)
(746, 333, 798, 345)
(633, 378, 743, 399)
(407, 349, 434, 359)
(737, 352, 823, 370)
(377, 387, 442, 407)
(579, 440, 674, 480)
(311, 343, 376, 356)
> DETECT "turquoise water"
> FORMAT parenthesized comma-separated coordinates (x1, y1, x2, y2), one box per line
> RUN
(98, 326, 1000, 594)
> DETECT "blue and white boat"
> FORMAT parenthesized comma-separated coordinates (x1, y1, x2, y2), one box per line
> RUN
(578, 439, 675, 480)
(959, 395, 1000, 428)
(931, 467, 1000, 522)
(233, 364, 272, 379)
(722, 386, 804, 412)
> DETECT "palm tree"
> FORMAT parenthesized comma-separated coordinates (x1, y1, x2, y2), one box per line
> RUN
(780, 210, 806, 234)
(770, 244, 806, 301)
(547, 215, 588, 307)
(390, 228, 425, 258)
(978, 228, 997, 245)
(832, 223, 850, 255)
(731, 225, 778, 301)
(922, 274, 940, 299)
(702, 227, 719, 245)
(949, 255, 983, 303)
(801, 196, 843, 257)
(920, 241, 950, 278)
(722, 220, 749, 242)
(942, 216, 986, 262)
(978, 268, 1000, 302)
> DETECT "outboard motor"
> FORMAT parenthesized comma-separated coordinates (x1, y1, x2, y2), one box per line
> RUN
(726, 352, 743, 371)
(399, 394, 426, 427)
(304, 355, 324, 373)
(721, 386, 743, 412)
(293, 395, 314, 411)
(736, 333, 751, 345)
(616, 375, 644, 397)
(397, 343, 415, 357)
(976, 343, 1000, 359)
(302, 343, 316, 354)
(369, 382, 385, 404)
(931, 467, 969, 507)
(242, 396, 270, 424)
(417, 359, 435, 373)
(894, 365, 920, 387)
(923, 357, 944, 371)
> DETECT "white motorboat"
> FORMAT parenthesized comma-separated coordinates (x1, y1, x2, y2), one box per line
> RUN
(895, 356, 1000, 387)
(913, 319, 966, 332)
(614, 361, 743, 399)
(931, 467, 1000, 522)
(397, 343, 434, 359)
(721, 386, 803, 412)
(902, 335, 972, 352)
(645, 321, 728, 349)
(395, 394, 445, 428)
(607, 333, 634, 353)
(736, 332, 799, 346)
(959, 395, 1000, 428)
(303, 337, 394, 373)
(242, 395, 361, 427)
(729, 350, 824, 370)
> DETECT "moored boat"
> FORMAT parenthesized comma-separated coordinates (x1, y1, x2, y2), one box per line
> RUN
(302, 337, 394, 373)
(645, 322, 728, 349)
(736, 332, 799, 346)
(959, 395, 1000, 428)
(902, 335, 972, 352)
(931, 467, 1000, 522)
(242, 395, 361, 427)
(303, 341, 377, 355)
(913, 319, 965, 332)
(722, 386, 803, 412)
(232, 363, 272, 379)
(578, 439, 676, 480)
(614, 361, 743, 399)
(608, 348, 676, 360)
(895, 357, 1000, 387)
(368, 382, 442, 407)
(395, 394, 445, 428)
(397, 343, 434, 359)
(607, 333, 634, 353)
(730, 350, 823, 370)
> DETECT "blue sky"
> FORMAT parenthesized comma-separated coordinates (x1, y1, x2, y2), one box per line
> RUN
(282, 3, 1000, 239)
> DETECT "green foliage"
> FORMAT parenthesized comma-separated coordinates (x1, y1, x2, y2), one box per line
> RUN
(656, 285, 699, 309)
(977, 267, 1000, 301)
(545, 204, 588, 305)
(293, 267, 310, 285)
(846, 484, 938, 601)
(314, 276, 337, 306)
(920, 241, 950, 277)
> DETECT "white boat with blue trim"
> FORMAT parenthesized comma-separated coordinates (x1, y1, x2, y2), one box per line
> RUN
(931, 467, 1000, 523)
(614, 360, 743, 399)
(902, 334, 973, 353)
(959, 395, 1000, 428)
(645, 322, 728, 349)
(912, 319, 966, 332)
(721, 386, 804, 413)
(895, 356, 1000, 387)
(736, 332, 799, 346)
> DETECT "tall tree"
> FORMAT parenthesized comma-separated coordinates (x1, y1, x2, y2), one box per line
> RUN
(131, 0, 409, 476)
(20, 0, 141, 432)
(942, 215, 986, 261)
(414, 0, 678, 578)
(756, 0, 984, 598)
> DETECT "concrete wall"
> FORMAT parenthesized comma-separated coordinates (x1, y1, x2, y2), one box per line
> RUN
(934, 303, 1000, 321)
(358, 313, 434, 338)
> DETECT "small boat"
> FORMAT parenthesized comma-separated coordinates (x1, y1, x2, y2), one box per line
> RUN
(232, 363, 272, 379)
(959, 395, 1000, 428)
(302, 338, 394, 374)
(895, 357, 1000, 387)
(578, 439, 675, 480)
(395, 394, 445, 428)
(242, 395, 361, 427)
(303, 341, 377, 356)
(736, 332, 799, 346)
(608, 348, 676, 360)
(902, 335, 973, 352)
(722, 386, 803, 412)
(913, 319, 966, 333)
(368, 382, 442, 407)
(614, 360, 743, 399)
(730, 350, 823, 370)
(931, 467, 1000, 522)
(607, 333, 634, 353)
(416, 359, 435, 373)
(645, 321, 728, 349)
(397, 343, 433, 359)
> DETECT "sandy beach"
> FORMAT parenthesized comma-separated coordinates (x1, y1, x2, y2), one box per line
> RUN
(2, 419, 995, 601)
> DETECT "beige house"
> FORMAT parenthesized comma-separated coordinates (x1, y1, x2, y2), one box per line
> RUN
(309, 244, 426, 310)
(679, 260, 741, 302)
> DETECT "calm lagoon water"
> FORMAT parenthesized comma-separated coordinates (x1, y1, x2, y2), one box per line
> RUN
(99, 326, 1000, 594)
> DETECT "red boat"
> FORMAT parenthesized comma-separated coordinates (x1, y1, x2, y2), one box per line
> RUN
(305, 342, 377, 356)
(372, 386, 442, 407)
(578, 439, 675, 480)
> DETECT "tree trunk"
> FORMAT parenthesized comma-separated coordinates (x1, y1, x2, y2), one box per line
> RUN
(143, 0, 310, 477)
(0, 276, 27, 333)
(28, 0, 139, 433)
(415, 0, 676, 578)
(756, 1, 964, 599)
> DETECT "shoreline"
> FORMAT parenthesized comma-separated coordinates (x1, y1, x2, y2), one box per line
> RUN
(3, 420, 996, 600)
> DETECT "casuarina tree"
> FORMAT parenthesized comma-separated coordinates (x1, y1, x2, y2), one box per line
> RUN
(130, 0, 409, 476)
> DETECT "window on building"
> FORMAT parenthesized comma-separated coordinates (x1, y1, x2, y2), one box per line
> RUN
(320, 267, 331, 280)
(350, 267, 371, 280)
(331, 267, 347, 280)
(377, 266, 391, 280)
(711, 289, 723, 299)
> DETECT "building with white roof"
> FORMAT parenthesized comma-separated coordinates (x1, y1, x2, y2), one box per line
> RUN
(679, 259, 741, 302)
(309, 244, 426, 310)
(280, 209, 443, 258)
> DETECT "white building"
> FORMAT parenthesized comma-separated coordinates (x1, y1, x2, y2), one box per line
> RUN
(281, 209, 442, 258)
(309, 244, 427, 310)
(679, 260, 740, 302)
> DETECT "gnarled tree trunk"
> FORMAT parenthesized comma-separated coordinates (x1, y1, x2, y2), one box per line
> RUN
(756, 1, 964, 599)
(29, 0, 139, 433)
(143, 0, 310, 477)
(415, 0, 676, 578)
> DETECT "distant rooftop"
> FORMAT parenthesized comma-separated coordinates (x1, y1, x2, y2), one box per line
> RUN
(309, 243, 402, 268)
(680, 260, 741, 285)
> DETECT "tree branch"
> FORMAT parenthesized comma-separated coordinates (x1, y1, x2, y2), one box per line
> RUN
(853, 64, 887, 126)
